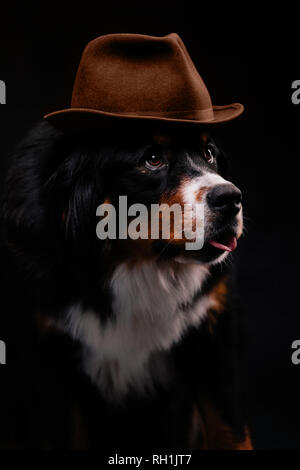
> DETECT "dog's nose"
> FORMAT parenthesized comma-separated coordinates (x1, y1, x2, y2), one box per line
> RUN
(207, 184, 242, 216)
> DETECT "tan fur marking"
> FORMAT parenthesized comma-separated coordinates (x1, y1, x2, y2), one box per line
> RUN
(35, 312, 55, 335)
(199, 131, 209, 145)
(196, 186, 209, 202)
(207, 278, 229, 334)
(158, 178, 200, 246)
(153, 132, 171, 146)
(198, 399, 253, 450)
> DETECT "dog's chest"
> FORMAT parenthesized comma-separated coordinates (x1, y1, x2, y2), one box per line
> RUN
(60, 261, 213, 401)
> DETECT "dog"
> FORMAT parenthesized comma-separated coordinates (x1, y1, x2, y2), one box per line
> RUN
(0, 119, 252, 449)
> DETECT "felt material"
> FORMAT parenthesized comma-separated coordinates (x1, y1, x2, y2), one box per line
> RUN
(44, 33, 244, 130)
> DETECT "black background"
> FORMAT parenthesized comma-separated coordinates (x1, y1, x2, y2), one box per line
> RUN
(0, 1, 299, 449)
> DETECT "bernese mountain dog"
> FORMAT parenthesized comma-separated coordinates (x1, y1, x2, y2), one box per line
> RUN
(0, 120, 252, 450)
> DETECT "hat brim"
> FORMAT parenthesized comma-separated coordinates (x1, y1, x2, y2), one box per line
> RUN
(44, 103, 244, 132)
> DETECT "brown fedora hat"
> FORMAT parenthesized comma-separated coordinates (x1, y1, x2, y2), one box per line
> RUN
(44, 33, 244, 130)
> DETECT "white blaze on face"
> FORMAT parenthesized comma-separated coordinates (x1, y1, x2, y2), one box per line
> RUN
(181, 172, 228, 239)
(180, 171, 243, 243)
(182, 172, 229, 206)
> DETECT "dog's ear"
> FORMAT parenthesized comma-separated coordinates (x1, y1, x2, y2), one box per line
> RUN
(44, 145, 100, 244)
(1, 121, 65, 247)
(2, 121, 103, 250)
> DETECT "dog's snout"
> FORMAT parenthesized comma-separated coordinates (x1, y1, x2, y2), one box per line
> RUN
(207, 184, 242, 216)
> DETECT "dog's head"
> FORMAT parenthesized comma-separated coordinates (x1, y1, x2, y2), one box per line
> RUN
(89, 126, 243, 266)
(2, 122, 243, 290)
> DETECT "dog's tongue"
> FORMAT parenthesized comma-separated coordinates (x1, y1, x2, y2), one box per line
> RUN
(208, 236, 237, 252)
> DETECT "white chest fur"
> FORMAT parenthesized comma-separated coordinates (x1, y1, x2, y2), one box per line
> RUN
(59, 260, 214, 402)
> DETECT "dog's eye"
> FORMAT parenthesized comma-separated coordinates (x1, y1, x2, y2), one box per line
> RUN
(144, 152, 166, 170)
(202, 145, 215, 164)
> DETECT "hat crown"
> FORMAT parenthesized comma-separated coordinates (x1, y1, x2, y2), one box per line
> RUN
(71, 33, 214, 118)
(44, 33, 244, 129)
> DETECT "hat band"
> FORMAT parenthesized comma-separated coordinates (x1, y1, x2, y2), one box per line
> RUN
(67, 107, 215, 121)
(101, 107, 215, 121)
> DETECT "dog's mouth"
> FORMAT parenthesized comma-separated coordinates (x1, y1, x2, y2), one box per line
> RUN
(153, 224, 240, 264)
(180, 226, 239, 263)
(207, 231, 237, 252)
